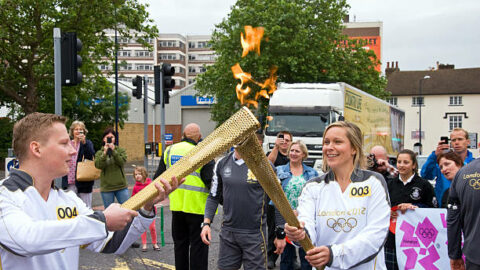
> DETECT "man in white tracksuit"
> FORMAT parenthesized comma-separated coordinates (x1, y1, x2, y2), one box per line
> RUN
(0, 113, 180, 270)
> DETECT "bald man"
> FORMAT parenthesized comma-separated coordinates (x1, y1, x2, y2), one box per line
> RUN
(153, 123, 214, 270)
(369, 145, 398, 181)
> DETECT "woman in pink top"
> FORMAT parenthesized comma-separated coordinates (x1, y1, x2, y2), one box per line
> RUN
(132, 166, 160, 251)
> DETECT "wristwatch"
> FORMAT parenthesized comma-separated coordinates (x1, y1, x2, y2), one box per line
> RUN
(200, 222, 211, 229)
(275, 226, 286, 239)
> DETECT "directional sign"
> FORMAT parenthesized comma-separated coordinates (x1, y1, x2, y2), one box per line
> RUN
(5, 158, 20, 178)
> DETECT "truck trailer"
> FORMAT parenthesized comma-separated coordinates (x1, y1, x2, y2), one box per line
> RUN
(263, 82, 405, 172)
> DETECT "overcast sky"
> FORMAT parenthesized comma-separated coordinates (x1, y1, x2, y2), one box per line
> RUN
(140, 0, 480, 71)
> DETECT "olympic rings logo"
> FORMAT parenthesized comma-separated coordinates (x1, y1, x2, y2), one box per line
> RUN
(469, 179, 480, 190)
(327, 218, 357, 233)
(418, 228, 435, 238)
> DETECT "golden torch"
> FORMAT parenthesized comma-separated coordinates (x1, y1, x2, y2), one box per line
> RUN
(121, 106, 317, 266)
(236, 133, 315, 253)
(121, 106, 259, 210)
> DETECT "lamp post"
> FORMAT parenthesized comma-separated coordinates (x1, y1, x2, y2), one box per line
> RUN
(418, 75, 430, 154)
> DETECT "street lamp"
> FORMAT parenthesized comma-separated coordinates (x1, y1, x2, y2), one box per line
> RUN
(418, 75, 430, 154)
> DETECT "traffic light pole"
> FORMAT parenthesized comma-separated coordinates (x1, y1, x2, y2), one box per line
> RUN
(53, 28, 62, 116)
(143, 76, 149, 171)
(160, 71, 166, 154)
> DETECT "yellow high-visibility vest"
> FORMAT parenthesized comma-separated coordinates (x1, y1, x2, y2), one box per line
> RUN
(165, 141, 209, 214)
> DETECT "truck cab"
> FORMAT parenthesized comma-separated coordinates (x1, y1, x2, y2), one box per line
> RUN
(263, 83, 344, 172)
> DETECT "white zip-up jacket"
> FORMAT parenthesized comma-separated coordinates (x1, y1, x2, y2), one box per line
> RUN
(0, 169, 155, 270)
(297, 169, 390, 270)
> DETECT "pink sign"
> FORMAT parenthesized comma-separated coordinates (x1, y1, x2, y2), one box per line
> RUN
(395, 208, 448, 270)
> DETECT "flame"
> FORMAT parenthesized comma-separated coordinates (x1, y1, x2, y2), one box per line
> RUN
(232, 26, 278, 109)
(241, 26, 264, 57)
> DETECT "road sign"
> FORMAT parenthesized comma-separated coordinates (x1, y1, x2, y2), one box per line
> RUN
(5, 157, 19, 178)
(165, 133, 173, 145)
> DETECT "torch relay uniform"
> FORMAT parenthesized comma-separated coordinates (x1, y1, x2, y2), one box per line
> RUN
(448, 159, 480, 268)
(297, 169, 390, 270)
(204, 151, 272, 270)
(0, 169, 156, 270)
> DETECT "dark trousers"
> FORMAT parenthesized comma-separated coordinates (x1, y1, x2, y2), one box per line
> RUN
(267, 204, 279, 263)
(280, 243, 311, 270)
(171, 211, 208, 270)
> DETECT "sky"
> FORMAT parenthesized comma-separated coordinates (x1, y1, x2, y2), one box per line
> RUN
(140, 0, 480, 72)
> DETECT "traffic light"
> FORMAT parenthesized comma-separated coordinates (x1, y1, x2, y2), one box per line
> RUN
(154, 65, 161, 104)
(162, 63, 175, 104)
(61, 32, 82, 86)
(131, 75, 142, 99)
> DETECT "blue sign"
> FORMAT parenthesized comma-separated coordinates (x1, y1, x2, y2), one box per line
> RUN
(165, 133, 173, 141)
(181, 95, 215, 106)
(170, 155, 182, 165)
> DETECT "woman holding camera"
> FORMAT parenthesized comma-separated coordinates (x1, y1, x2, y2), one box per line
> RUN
(384, 149, 435, 270)
(95, 127, 129, 208)
(285, 121, 390, 270)
(62, 121, 96, 207)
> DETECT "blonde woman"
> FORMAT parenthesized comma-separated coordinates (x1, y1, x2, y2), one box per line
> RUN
(62, 120, 96, 208)
(285, 121, 390, 270)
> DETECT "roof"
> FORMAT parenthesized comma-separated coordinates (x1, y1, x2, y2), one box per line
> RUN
(386, 68, 480, 96)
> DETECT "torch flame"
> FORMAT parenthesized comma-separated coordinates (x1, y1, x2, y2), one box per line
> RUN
(241, 26, 265, 57)
(232, 26, 278, 108)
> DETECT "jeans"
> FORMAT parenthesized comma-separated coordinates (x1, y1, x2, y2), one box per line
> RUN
(101, 188, 129, 208)
(281, 243, 311, 270)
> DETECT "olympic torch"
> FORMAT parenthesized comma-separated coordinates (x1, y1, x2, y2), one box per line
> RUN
(236, 133, 321, 269)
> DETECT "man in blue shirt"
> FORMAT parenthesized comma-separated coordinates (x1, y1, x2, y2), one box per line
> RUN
(421, 128, 474, 207)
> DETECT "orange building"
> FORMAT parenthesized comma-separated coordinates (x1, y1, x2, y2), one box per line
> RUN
(343, 20, 383, 72)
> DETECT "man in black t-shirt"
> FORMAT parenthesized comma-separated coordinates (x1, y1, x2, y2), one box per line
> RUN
(267, 131, 292, 166)
(266, 131, 293, 269)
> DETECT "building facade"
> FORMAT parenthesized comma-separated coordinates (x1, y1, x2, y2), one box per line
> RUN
(385, 64, 480, 157)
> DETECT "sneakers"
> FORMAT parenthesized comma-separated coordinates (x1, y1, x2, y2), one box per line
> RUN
(131, 242, 140, 248)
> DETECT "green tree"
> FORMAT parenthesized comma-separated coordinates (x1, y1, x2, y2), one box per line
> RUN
(196, 0, 387, 125)
(0, 0, 156, 117)
(0, 0, 158, 152)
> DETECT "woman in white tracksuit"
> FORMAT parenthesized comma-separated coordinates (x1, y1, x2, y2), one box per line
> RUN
(285, 121, 390, 270)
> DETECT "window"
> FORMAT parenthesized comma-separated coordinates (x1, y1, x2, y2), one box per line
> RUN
(189, 55, 196, 60)
(199, 66, 207, 73)
(449, 96, 462, 106)
(159, 40, 177, 48)
(158, 53, 177, 60)
(189, 66, 196, 73)
(118, 37, 130, 44)
(99, 64, 110, 70)
(136, 64, 153, 71)
(119, 63, 132, 70)
(135, 50, 153, 57)
(198, 41, 207, 48)
(189, 42, 196, 48)
(449, 115, 463, 130)
(189, 78, 196, 84)
(412, 96, 424, 107)
(118, 50, 131, 57)
(386, 97, 397, 106)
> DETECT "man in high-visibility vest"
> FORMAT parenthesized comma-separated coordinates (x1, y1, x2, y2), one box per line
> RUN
(153, 123, 214, 270)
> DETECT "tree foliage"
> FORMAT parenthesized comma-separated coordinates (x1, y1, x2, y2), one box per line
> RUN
(196, 0, 387, 125)
(0, 0, 158, 152)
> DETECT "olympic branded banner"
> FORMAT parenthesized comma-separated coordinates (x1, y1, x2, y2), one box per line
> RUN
(395, 208, 448, 270)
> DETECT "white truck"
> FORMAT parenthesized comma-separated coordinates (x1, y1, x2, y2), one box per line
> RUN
(263, 82, 405, 172)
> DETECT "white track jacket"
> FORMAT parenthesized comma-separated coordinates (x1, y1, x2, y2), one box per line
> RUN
(0, 169, 154, 270)
(297, 169, 390, 270)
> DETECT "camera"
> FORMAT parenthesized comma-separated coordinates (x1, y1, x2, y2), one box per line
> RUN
(440, 136, 449, 145)
(107, 137, 112, 144)
(367, 153, 378, 170)
(278, 134, 284, 139)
